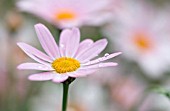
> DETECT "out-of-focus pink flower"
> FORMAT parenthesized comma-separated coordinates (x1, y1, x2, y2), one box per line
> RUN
(103, 1, 170, 78)
(17, 23, 121, 83)
(17, 0, 112, 29)
(110, 76, 144, 110)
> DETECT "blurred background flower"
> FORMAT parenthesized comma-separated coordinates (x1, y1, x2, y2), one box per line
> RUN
(17, 0, 112, 29)
(103, 0, 170, 78)
(1, 0, 170, 111)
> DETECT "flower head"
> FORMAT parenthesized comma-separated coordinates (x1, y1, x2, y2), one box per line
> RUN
(17, 0, 112, 29)
(103, 1, 170, 77)
(17, 23, 121, 83)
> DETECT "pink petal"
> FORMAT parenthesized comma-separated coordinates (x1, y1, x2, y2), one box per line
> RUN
(17, 1, 54, 20)
(34, 23, 60, 59)
(77, 39, 108, 63)
(74, 39, 94, 58)
(28, 72, 55, 81)
(17, 42, 53, 62)
(59, 29, 72, 57)
(52, 74, 69, 83)
(17, 43, 51, 65)
(17, 63, 54, 71)
(65, 28, 80, 57)
(82, 52, 122, 66)
(68, 69, 97, 77)
(83, 12, 112, 26)
(81, 62, 118, 69)
(79, 0, 110, 12)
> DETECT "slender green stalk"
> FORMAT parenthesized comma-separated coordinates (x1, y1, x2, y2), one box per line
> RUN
(62, 83, 69, 111)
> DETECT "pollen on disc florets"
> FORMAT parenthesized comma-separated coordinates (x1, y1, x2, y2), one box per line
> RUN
(55, 11, 76, 21)
(52, 57, 80, 74)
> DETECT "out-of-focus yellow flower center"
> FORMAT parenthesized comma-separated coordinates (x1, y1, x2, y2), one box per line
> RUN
(52, 57, 80, 74)
(55, 11, 76, 21)
(133, 32, 153, 51)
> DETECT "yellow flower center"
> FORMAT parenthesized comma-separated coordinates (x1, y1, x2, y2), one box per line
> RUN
(55, 11, 76, 21)
(132, 32, 153, 52)
(52, 57, 80, 74)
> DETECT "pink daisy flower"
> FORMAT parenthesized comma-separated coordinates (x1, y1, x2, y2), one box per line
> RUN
(17, 23, 121, 83)
(17, 0, 112, 29)
(103, 1, 170, 78)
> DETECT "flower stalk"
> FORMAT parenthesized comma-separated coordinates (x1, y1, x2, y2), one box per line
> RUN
(62, 83, 69, 111)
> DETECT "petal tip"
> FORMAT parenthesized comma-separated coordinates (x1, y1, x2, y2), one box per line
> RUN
(117, 52, 122, 55)
(17, 42, 23, 46)
(72, 27, 80, 34)
(113, 63, 118, 66)
(72, 27, 79, 31)
(101, 38, 108, 44)
(34, 23, 46, 29)
(17, 64, 22, 70)
(28, 75, 34, 81)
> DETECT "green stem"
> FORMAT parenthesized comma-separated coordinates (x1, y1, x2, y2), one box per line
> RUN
(62, 83, 69, 111)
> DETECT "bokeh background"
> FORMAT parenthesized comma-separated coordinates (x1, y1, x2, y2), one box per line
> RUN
(1, 0, 170, 111)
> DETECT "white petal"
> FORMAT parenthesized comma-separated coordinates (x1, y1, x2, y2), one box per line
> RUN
(82, 52, 122, 66)
(17, 42, 53, 62)
(28, 72, 55, 81)
(35, 23, 60, 59)
(68, 69, 97, 77)
(17, 63, 53, 71)
(17, 42, 50, 65)
(52, 74, 69, 83)
(77, 39, 108, 63)
(74, 39, 94, 58)
(81, 62, 118, 69)
(59, 29, 72, 57)
(65, 28, 80, 57)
